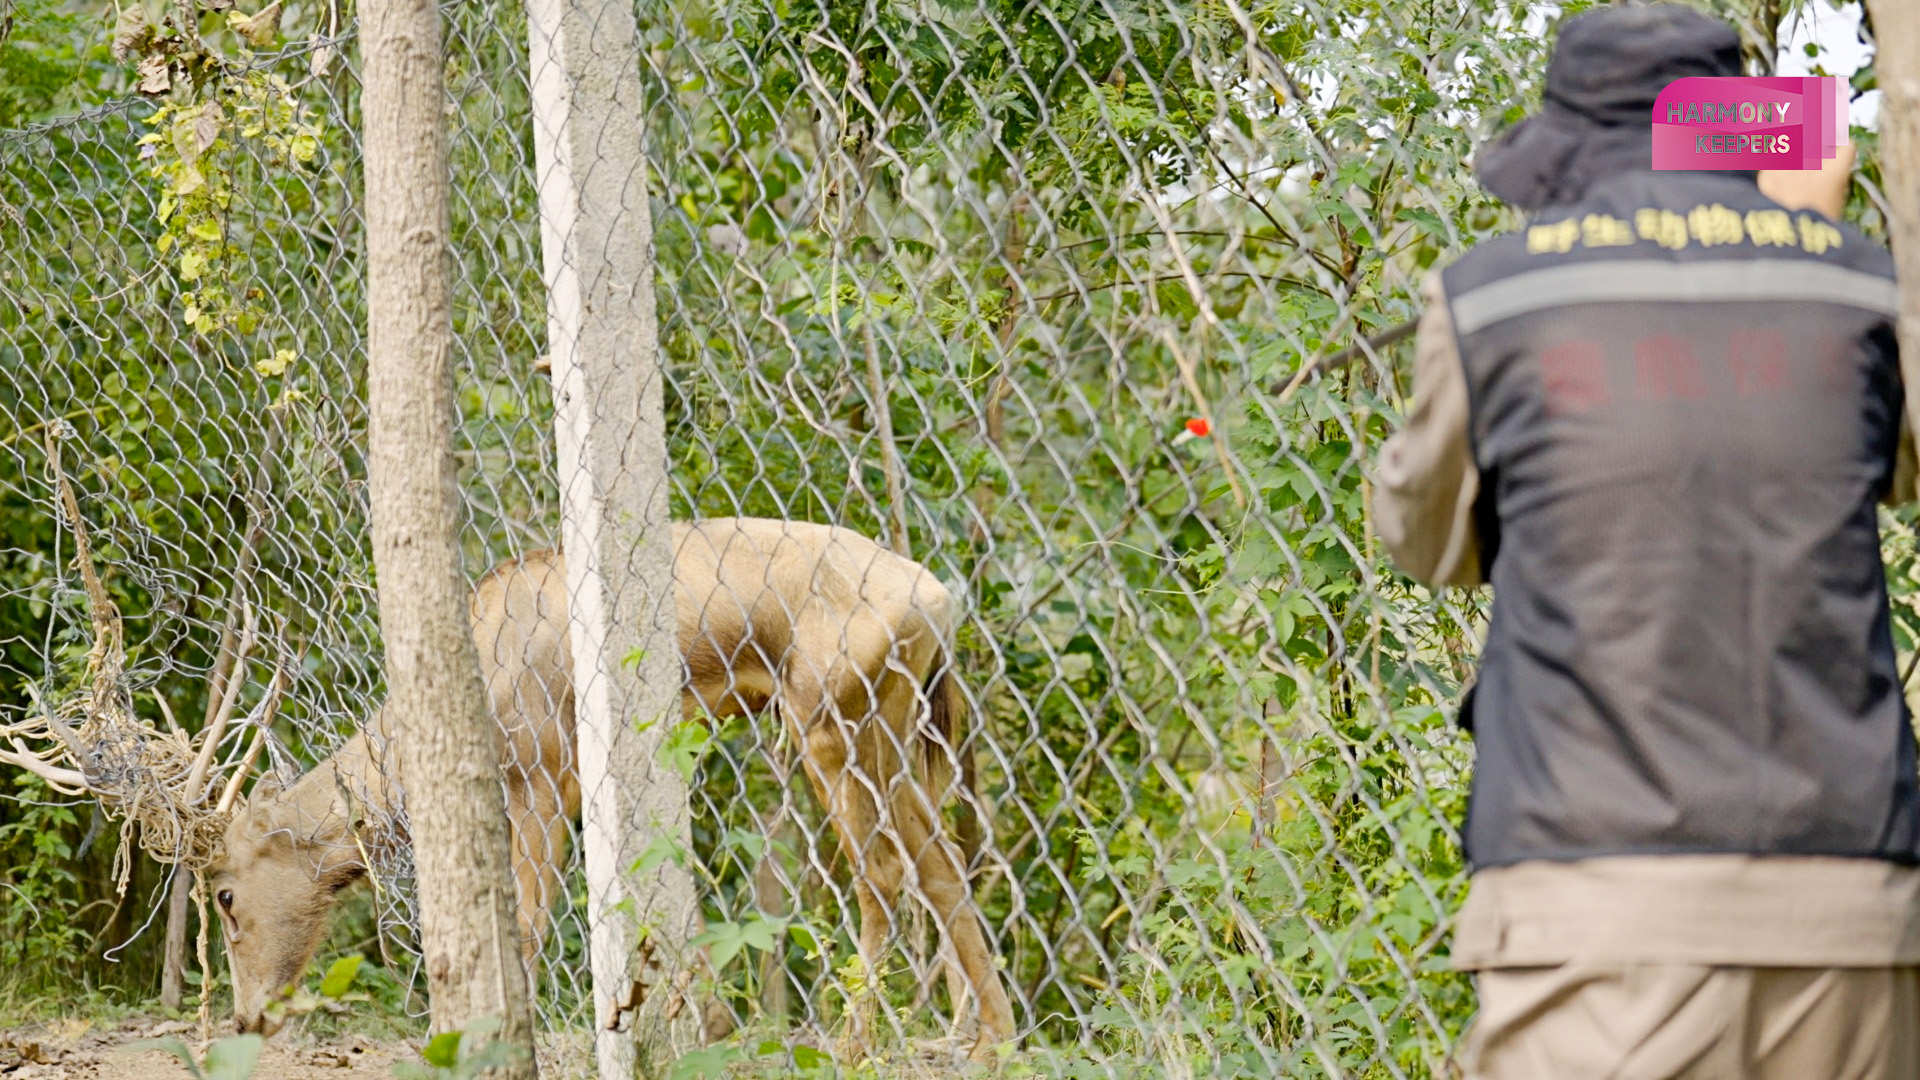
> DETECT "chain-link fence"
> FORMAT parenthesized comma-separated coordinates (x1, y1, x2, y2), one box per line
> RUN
(0, 1, 1849, 1077)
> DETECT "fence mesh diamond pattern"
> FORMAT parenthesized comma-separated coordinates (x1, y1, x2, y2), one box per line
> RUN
(0, 0, 1705, 1076)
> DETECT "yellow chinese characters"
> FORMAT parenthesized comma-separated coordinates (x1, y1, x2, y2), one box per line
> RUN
(1636, 209, 1688, 251)
(1526, 219, 1580, 255)
(1687, 203, 1744, 246)
(1744, 209, 1796, 248)
(1797, 216, 1843, 255)
(1529, 214, 1635, 254)
(1525, 205, 1849, 257)
(1581, 214, 1634, 247)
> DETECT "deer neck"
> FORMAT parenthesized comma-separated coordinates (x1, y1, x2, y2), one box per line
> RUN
(275, 725, 405, 859)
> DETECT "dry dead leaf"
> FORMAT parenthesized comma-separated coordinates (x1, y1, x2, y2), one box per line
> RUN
(135, 54, 172, 96)
(110, 6, 151, 62)
(233, 2, 281, 46)
(44, 1018, 89, 1043)
(193, 101, 225, 154)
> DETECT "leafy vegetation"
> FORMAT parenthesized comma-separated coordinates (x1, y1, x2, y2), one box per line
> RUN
(1, 1, 1906, 1079)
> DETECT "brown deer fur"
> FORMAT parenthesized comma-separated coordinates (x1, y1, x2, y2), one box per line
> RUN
(207, 518, 1014, 1057)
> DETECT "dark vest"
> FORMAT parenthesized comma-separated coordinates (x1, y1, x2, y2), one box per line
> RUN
(1442, 169, 1919, 870)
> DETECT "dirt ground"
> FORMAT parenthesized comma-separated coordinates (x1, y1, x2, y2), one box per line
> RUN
(0, 1015, 414, 1079)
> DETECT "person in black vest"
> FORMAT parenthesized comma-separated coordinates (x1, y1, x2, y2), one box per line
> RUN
(1372, 4, 1920, 1077)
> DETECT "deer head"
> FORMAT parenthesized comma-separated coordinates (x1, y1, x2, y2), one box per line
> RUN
(205, 709, 399, 1037)
(209, 757, 373, 1035)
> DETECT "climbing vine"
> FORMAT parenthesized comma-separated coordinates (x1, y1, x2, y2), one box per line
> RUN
(118, 0, 322, 351)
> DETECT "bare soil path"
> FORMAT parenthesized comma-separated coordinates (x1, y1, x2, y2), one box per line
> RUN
(1, 1015, 413, 1079)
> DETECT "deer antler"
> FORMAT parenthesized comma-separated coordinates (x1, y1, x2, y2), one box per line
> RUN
(184, 600, 257, 805)
(213, 647, 288, 815)
(0, 740, 86, 793)
(0, 425, 299, 878)
(47, 432, 125, 707)
(2, 672, 91, 794)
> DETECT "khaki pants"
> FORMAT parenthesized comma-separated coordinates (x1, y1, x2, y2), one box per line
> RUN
(1457, 964, 1920, 1080)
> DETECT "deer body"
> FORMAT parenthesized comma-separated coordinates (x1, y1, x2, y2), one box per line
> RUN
(210, 518, 1014, 1056)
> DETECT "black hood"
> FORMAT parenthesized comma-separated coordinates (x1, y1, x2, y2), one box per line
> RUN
(1475, 3, 1745, 210)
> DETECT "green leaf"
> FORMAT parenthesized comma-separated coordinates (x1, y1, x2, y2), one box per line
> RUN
(318, 954, 362, 998)
(202, 1035, 264, 1080)
(692, 920, 746, 971)
(126, 1037, 205, 1080)
(1395, 206, 1447, 236)
(657, 719, 712, 783)
(255, 348, 295, 378)
(737, 915, 783, 953)
(630, 833, 686, 876)
(1155, 279, 1198, 320)
(422, 1032, 463, 1068)
(719, 828, 766, 862)
(784, 922, 825, 959)
(668, 1045, 747, 1080)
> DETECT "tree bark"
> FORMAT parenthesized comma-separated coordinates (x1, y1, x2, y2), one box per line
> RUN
(158, 867, 189, 1010)
(526, 0, 699, 1071)
(1867, 1, 1920, 506)
(362, 0, 535, 1070)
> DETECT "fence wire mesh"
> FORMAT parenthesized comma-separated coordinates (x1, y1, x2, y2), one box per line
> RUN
(0, 1, 1850, 1077)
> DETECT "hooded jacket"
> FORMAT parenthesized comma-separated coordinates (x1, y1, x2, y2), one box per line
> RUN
(1435, 167, 1916, 869)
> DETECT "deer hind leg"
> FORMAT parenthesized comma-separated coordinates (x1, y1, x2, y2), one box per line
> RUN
(505, 780, 571, 983)
(865, 667, 1015, 1060)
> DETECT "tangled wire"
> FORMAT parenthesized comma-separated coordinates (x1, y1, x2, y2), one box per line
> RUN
(0, 429, 275, 890)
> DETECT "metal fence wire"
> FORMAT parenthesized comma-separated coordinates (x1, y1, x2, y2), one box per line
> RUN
(0, 1, 1842, 1077)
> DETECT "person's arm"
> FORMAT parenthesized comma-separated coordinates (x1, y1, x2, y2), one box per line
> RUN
(1760, 148, 1916, 504)
(1371, 271, 1485, 587)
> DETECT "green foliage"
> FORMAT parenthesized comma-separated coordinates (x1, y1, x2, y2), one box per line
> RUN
(669, 1036, 906, 1079)
(392, 1016, 527, 1080)
(643, 0, 1527, 1069)
(0, 0, 108, 127)
(137, 74, 322, 338)
(127, 953, 364, 1080)
(131, 1032, 265, 1080)
(0, 775, 85, 972)
(692, 914, 789, 974)
(1084, 706, 1471, 1077)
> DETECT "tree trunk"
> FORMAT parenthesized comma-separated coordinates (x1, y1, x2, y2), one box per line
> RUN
(158, 866, 189, 1010)
(361, 0, 536, 1070)
(526, 0, 700, 1070)
(1867, 1, 1920, 506)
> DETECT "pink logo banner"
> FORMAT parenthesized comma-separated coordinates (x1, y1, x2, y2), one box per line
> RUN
(1651, 76, 1848, 171)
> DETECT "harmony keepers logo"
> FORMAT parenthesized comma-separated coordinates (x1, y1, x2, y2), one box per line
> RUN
(1652, 76, 1849, 171)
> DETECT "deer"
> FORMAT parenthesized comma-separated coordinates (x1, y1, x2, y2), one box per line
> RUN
(203, 517, 1016, 1059)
